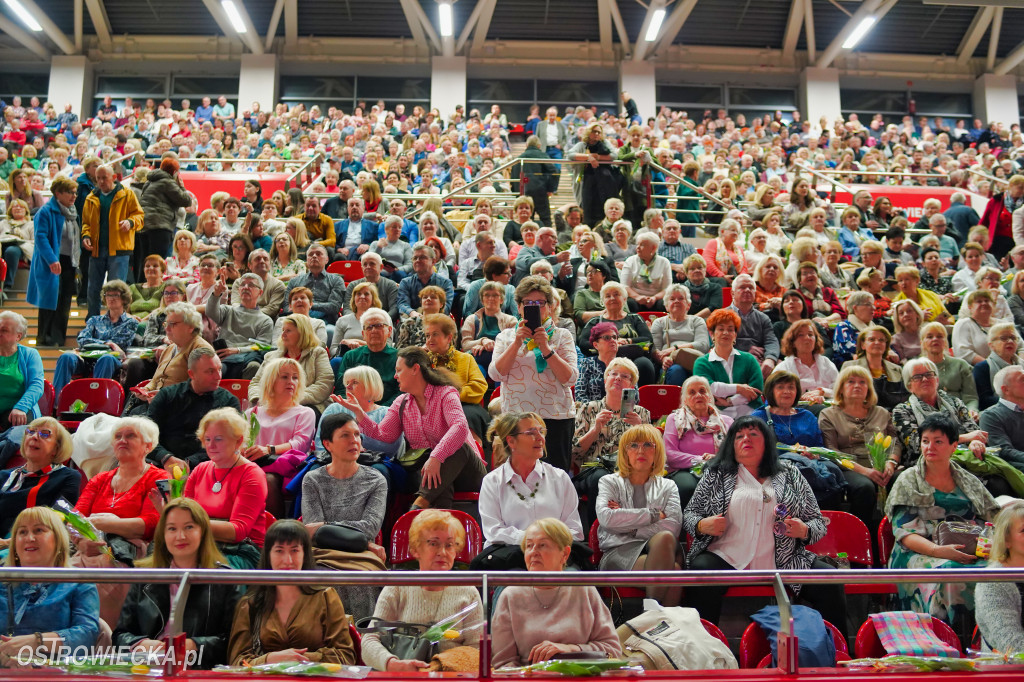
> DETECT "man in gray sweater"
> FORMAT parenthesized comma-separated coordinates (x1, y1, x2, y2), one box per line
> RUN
(208, 272, 274, 380)
(979, 365, 1024, 472)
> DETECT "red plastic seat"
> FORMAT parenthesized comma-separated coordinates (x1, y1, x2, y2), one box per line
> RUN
(722, 289, 732, 308)
(637, 311, 666, 326)
(219, 379, 251, 411)
(349, 624, 362, 664)
(638, 385, 681, 422)
(740, 620, 848, 668)
(56, 378, 125, 431)
(853, 616, 961, 658)
(327, 260, 363, 282)
(878, 517, 896, 565)
(807, 510, 895, 595)
(702, 619, 728, 647)
(389, 509, 482, 567)
(38, 380, 55, 418)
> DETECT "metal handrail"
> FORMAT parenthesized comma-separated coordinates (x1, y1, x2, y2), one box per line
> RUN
(100, 149, 145, 168)
(792, 161, 855, 194)
(805, 169, 951, 180)
(283, 152, 323, 191)
(965, 165, 1009, 186)
(648, 161, 734, 211)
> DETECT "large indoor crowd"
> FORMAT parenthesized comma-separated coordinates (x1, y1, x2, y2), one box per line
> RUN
(0, 92, 1023, 669)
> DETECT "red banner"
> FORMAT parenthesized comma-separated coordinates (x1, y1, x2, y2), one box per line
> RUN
(177, 171, 292, 211)
(829, 185, 988, 223)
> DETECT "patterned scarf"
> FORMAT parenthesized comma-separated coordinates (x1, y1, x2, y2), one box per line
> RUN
(907, 390, 959, 427)
(1005, 192, 1024, 215)
(520, 317, 555, 373)
(714, 237, 745, 276)
(674, 406, 729, 450)
(428, 345, 458, 373)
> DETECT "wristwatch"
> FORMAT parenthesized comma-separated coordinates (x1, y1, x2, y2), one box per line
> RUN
(542, 350, 555, 360)
(268, 445, 276, 456)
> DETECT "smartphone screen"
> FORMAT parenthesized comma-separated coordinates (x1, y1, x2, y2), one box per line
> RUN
(524, 301, 543, 331)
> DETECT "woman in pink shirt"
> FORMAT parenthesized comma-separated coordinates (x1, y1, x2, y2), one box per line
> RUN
(663, 376, 733, 510)
(181, 407, 268, 569)
(244, 357, 316, 519)
(333, 347, 486, 511)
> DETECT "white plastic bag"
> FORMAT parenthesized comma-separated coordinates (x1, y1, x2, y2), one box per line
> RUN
(71, 413, 120, 479)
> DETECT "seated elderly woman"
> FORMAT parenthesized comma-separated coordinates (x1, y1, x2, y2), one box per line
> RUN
(229, 520, 356, 666)
(832, 291, 875, 366)
(251, 314, 333, 415)
(0, 418, 78, 540)
(0, 311, 44, 429)
(973, 322, 1024, 410)
(571, 358, 651, 530)
(114, 499, 241, 668)
(953, 290, 1000, 365)
(665, 376, 734, 510)
(473, 412, 585, 571)
(957, 267, 1014, 323)
(73, 417, 169, 626)
(775, 319, 838, 405)
(744, 228, 770, 271)
(890, 299, 925, 364)
(336, 347, 487, 511)
(331, 281, 380, 356)
(578, 282, 658, 387)
(856, 265, 893, 325)
(302, 412, 387, 560)
(683, 416, 846, 632)
(271, 231, 307, 282)
(753, 254, 786, 322)
(885, 413, 1000, 622)
(842, 326, 909, 410)
(682, 253, 723, 319)
(976, 501, 1024, 653)
(702, 218, 748, 284)
(693, 308, 764, 419)
(606, 219, 636, 265)
(652, 284, 711, 386)
(423, 314, 490, 437)
(0, 507, 100, 667)
(793, 262, 845, 329)
(919, 321, 979, 411)
(819, 240, 851, 292)
(273, 286, 327, 348)
(596, 424, 683, 606)
(129, 255, 168, 318)
(575, 322, 621, 403)
(491, 518, 621, 668)
(362, 509, 484, 671)
(121, 280, 188, 388)
(181, 407, 268, 569)
(52, 280, 139, 400)
(753, 370, 824, 449)
(397, 285, 446, 349)
(893, 265, 951, 324)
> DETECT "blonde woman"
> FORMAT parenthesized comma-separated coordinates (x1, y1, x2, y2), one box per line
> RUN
(165, 229, 200, 282)
(0, 198, 33, 293)
(284, 216, 311, 251)
(976, 501, 1024, 652)
(195, 208, 232, 254)
(332, 282, 380, 354)
(270, 231, 306, 282)
(252, 315, 333, 413)
(891, 299, 925, 363)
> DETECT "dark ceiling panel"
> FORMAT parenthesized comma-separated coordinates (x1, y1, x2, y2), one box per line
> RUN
(857, 1, 979, 56)
(487, 0, 600, 42)
(100, 0, 216, 35)
(796, 0, 848, 54)
(295, 0, 413, 38)
(25, 0, 94, 36)
(674, 0, 790, 49)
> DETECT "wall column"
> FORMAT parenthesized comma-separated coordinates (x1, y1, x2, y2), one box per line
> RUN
(619, 60, 656, 121)
(799, 66, 842, 127)
(430, 56, 466, 118)
(48, 55, 93, 118)
(973, 73, 1020, 127)
(238, 53, 279, 116)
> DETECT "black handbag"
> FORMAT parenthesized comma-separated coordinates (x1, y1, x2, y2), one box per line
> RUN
(312, 524, 369, 553)
(356, 617, 437, 662)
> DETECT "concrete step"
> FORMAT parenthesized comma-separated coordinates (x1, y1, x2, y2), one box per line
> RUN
(4, 292, 90, 372)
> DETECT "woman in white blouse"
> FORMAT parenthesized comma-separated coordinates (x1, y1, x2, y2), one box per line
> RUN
(952, 290, 998, 365)
(488, 276, 579, 472)
(773, 319, 838, 405)
(470, 411, 584, 571)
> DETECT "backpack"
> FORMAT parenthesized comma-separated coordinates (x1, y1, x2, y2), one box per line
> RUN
(617, 607, 737, 671)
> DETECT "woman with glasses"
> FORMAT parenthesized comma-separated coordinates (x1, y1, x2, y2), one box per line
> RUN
(596, 425, 683, 606)
(973, 323, 1024, 410)
(683, 416, 846, 633)
(959, 267, 1014, 324)
(953, 290, 1000, 365)
(575, 322, 621, 402)
(577, 282, 657, 387)
(472, 412, 584, 571)
(122, 280, 187, 387)
(362, 509, 483, 671)
(270, 232, 306, 283)
(0, 418, 78, 540)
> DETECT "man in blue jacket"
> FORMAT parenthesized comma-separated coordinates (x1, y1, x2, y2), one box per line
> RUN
(333, 197, 379, 261)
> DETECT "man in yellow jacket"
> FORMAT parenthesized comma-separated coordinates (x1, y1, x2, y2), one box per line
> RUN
(81, 165, 144, 317)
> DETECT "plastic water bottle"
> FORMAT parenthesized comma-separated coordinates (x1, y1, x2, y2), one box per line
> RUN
(835, 552, 851, 569)
(976, 522, 994, 560)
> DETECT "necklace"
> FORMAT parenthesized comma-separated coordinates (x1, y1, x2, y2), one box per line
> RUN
(110, 469, 145, 505)
(532, 586, 559, 609)
(211, 456, 241, 493)
(507, 469, 544, 501)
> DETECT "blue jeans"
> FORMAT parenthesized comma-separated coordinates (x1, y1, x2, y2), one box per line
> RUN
(87, 253, 131, 318)
(665, 363, 690, 386)
(53, 351, 122, 402)
(2, 245, 21, 288)
(545, 146, 563, 160)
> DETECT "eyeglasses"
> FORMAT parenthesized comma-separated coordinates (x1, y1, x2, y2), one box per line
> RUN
(424, 539, 459, 553)
(910, 370, 937, 382)
(606, 371, 633, 382)
(25, 428, 53, 440)
(514, 427, 547, 439)
(626, 442, 656, 451)
(597, 335, 618, 343)
(773, 503, 790, 537)
(363, 323, 389, 331)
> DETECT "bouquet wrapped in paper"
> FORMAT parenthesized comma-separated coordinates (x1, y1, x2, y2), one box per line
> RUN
(54, 497, 113, 558)
(777, 443, 855, 469)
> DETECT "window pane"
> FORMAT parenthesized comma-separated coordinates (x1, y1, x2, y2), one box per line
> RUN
(95, 76, 167, 96)
(357, 77, 431, 102)
(912, 92, 971, 117)
(0, 74, 48, 97)
(656, 84, 722, 106)
(468, 79, 534, 102)
(729, 87, 796, 109)
(840, 89, 906, 114)
(279, 76, 355, 100)
(536, 80, 617, 105)
(171, 76, 238, 97)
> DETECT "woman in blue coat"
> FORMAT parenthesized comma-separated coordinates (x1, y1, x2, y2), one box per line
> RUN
(27, 176, 79, 348)
(0, 311, 45, 429)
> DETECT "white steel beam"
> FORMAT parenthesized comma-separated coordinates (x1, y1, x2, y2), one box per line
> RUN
(284, 0, 297, 48)
(74, 0, 82, 51)
(398, 0, 428, 50)
(986, 6, 1002, 71)
(598, 0, 612, 53)
(633, 0, 666, 61)
(993, 39, 1024, 75)
(455, 0, 484, 53)
(650, 0, 698, 57)
(83, 0, 112, 51)
(15, 0, 76, 53)
(607, 0, 630, 55)
(264, 0, 283, 51)
(0, 14, 49, 59)
(471, 0, 496, 51)
(816, 0, 886, 68)
(956, 6, 993, 65)
(782, 0, 805, 60)
(803, 0, 816, 62)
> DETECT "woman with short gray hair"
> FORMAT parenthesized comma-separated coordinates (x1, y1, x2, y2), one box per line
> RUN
(651, 284, 710, 385)
(0, 310, 44, 428)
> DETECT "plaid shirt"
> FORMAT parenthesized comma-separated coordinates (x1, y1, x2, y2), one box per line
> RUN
(658, 240, 696, 265)
(76, 312, 138, 350)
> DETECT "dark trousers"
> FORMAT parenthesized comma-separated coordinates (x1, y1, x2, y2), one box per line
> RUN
(666, 469, 700, 510)
(416, 443, 487, 509)
(542, 417, 575, 473)
(527, 192, 552, 227)
(76, 249, 90, 305)
(572, 465, 613, 532)
(991, 235, 1015, 263)
(686, 553, 848, 636)
(37, 255, 76, 346)
(123, 357, 157, 389)
(134, 230, 175, 283)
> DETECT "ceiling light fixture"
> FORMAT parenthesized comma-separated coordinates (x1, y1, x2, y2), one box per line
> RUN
(842, 16, 876, 50)
(3, 0, 42, 31)
(644, 8, 666, 42)
(221, 0, 247, 33)
(439, 2, 453, 37)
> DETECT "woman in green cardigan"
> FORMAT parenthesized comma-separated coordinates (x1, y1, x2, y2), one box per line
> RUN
(693, 308, 764, 419)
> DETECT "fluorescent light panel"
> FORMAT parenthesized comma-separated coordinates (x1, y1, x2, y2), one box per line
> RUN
(842, 16, 876, 50)
(221, 0, 247, 33)
(3, 0, 42, 31)
(439, 2, 453, 37)
(644, 8, 666, 42)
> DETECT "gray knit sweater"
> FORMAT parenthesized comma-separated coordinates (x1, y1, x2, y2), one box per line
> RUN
(975, 580, 1024, 653)
(300, 465, 387, 540)
(206, 294, 273, 350)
